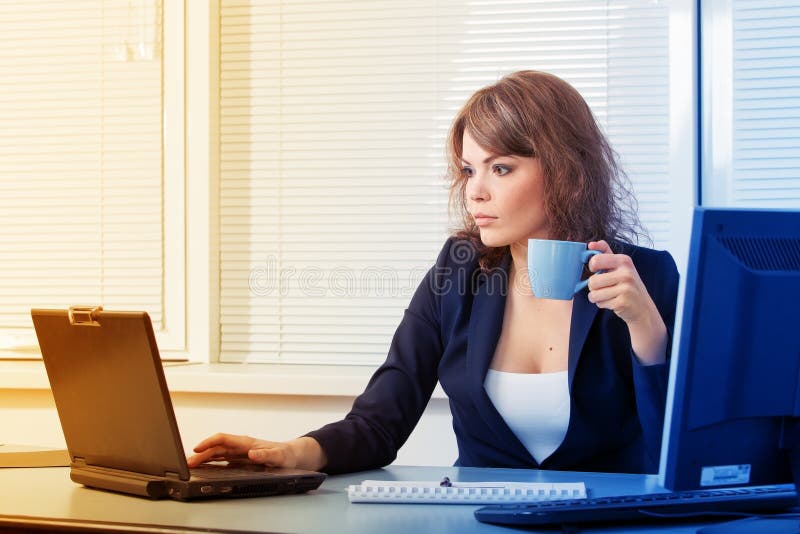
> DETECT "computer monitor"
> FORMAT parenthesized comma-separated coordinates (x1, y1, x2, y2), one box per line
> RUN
(660, 207, 800, 500)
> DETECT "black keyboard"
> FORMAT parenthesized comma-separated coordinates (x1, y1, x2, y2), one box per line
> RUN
(474, 485, 798, 527)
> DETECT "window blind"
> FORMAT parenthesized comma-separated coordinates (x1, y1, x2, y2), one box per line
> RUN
(0, 0, 165, 355)
(730, 1, 800, 205)
(219, 0, 675, 364)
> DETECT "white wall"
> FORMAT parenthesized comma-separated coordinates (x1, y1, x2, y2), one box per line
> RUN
(0, 388, 459, 468)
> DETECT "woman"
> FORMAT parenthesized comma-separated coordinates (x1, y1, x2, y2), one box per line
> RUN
(188, 71, 679, 475)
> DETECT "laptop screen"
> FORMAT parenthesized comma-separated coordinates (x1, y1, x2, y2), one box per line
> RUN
(32, 308, 191, 480)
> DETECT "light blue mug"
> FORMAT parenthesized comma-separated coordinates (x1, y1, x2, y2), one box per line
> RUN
(527, 239, 600, 300)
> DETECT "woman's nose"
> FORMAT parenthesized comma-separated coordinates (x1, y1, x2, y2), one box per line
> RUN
(466, 172, 489, 202)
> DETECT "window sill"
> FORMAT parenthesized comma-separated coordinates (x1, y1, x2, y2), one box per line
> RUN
(0, 361, 447, 399)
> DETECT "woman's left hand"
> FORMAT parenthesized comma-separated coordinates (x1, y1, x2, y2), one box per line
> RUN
(585, 240, 668, 365)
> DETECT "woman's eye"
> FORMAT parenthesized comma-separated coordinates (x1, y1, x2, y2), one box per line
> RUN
(493, 165, 511, 176)
(461, 167, 474, 178)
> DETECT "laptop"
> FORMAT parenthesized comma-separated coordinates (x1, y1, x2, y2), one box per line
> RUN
(31, 307, 326, 501)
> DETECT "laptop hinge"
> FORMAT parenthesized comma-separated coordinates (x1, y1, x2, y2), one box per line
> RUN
(164, 471, 183, 481)
(68, 306, 103, 326)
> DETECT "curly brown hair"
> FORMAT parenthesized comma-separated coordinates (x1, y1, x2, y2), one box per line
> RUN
(447, 70, 647, 270)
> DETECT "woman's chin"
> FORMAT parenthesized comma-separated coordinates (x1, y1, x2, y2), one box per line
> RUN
(477, 230, 508, 248)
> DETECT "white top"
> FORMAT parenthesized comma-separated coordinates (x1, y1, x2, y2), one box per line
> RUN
(483, 368, 571, 465)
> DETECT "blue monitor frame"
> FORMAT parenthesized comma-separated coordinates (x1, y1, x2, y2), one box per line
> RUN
(660, 207, 800, 495)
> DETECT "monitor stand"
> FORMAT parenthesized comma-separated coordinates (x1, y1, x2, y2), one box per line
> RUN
(697, 419, 800, 533)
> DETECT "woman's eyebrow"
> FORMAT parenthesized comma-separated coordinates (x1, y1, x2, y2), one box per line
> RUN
(460, 155, 518, 165)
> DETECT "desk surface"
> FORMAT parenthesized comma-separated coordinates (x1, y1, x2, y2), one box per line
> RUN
(0, 465, 732, 533)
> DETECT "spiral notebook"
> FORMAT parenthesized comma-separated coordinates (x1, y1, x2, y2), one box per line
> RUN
(347, 479, 586, 504)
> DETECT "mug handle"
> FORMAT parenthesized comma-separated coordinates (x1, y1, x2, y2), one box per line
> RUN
(574, 250, 602, 294)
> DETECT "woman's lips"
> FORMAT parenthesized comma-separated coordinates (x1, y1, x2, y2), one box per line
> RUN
(473, 215, 498, 227)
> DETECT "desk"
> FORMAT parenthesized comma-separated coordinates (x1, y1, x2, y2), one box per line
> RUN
(0, 465, 731, 533)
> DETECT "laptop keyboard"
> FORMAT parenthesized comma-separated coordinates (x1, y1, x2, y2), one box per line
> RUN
(474, 485, 798, 526)
(190, 463, 279, 480)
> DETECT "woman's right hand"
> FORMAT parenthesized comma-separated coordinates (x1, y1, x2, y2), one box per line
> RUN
(186, 433, 327, 471)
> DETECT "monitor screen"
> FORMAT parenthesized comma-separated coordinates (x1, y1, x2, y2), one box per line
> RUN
(660, 207, 800, 493)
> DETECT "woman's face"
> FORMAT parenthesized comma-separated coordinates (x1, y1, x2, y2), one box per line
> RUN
(462, 131, 549, 248)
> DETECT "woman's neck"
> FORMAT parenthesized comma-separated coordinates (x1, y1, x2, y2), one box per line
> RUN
(509, 241, 532, 296)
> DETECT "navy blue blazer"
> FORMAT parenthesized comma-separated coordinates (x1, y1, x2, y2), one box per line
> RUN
(306, 237, 680, 475)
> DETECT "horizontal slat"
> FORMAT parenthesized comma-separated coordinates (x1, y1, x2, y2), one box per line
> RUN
(221, 277, 426, 291)
(220, 312, 406, 324)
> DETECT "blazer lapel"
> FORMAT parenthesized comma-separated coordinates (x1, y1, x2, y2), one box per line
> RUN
(465, 254, 537, 464)
(567, 289, 599, 392)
